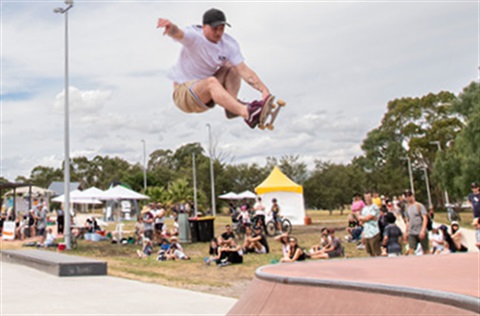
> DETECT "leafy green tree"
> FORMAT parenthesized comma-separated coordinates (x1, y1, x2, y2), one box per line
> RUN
(434, 82, 480, 201)
(30, 166, 63, 188)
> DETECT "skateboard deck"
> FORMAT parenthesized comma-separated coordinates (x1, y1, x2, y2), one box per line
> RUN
(258, 95, 286, 130)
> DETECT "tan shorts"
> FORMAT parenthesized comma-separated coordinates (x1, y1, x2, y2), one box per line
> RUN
(173, 80, 215, 113)
(365, 233, 382, 257)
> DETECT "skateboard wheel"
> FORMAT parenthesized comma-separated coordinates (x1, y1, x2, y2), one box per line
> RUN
(266, 124, 274, 130)
(277, 100, 286, 107)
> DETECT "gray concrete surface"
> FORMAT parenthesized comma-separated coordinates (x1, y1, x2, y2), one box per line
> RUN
(0, 261, 237, 315)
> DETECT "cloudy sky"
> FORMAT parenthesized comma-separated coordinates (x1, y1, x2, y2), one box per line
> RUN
(1, 0, 478, 181)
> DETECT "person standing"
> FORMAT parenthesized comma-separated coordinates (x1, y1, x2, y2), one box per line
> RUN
(269, 198, 282, 233)
(404, 190, 429, 255)
(468, 182, 480, 250)
(351, 193, 365, 215)
(56, 208, 64, 235)
(253, 197, 266, 232)
(34, 201, 48, 245)
(358, 192, 381, 257)
(157, 8, 271, 129)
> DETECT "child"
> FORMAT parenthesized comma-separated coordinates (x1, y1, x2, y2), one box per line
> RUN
(430, 226, 445, 254)
(205, 238, 220, 265)
(382, 212, 403, 257)
(137, 238, 153, 258)
(44, 228, 57, 247)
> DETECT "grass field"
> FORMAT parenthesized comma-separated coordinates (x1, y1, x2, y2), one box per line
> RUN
(2, 208, 472, 298)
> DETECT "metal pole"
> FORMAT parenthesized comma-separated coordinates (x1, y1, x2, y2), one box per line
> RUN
(430, 141, 450, 206)
(54, 0, 74, 249)
(206, 124, 216, 216)
(141, 139, 147, 191)
(192, 153, 198, 218)
(407, 155, 415, 193)
(423, 166, 432, 208)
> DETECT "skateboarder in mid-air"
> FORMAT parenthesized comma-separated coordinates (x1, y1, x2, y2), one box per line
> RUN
(157, 8, 272, 129)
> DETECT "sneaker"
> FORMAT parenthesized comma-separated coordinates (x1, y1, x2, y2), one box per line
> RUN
(356, 244, 365, 250)
(244, 101, 263, 128)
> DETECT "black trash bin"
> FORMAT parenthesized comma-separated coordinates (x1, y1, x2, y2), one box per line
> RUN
(189, 216, 215, 242)
(188, 218, 200, 243)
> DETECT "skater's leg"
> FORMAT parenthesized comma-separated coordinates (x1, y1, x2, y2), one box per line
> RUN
(214, 64, 241, 99)
(191, 77, 248, 119)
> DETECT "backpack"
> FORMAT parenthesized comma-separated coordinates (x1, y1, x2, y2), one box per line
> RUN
(416, 203, 432, 231)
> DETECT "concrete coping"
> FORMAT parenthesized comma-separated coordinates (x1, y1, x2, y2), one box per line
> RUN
(256, 264, 480, 314)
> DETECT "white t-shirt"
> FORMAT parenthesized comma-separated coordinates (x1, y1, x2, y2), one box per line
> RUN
(254, 201, 266, 216)
(167, 25, 244, 84)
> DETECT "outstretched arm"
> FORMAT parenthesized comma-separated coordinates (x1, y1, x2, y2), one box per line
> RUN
(235, 62, 270, 99)
(157, 18, 184, 40)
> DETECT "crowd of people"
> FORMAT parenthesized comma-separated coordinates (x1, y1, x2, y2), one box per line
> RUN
(344, 185, 479, 257)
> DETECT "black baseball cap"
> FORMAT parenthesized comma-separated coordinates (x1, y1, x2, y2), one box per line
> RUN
(203, 8, 231, 28)
(471, 182, 479, 189)
(404, 189, 414, 197)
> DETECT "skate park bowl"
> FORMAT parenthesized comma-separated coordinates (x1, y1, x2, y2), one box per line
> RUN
(228, 253, 479, 315)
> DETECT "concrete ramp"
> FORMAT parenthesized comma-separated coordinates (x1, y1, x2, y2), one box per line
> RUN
(1, 249, 107, 277)
(228, 253, 479, 315)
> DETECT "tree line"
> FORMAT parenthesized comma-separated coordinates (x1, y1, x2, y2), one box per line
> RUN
(5, 81, 478, 212)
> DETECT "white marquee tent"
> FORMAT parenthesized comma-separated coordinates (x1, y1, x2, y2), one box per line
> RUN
(255, 166, 306, 225)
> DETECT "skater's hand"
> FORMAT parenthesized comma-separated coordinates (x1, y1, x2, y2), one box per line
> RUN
(157, 18, 171, 34)
(157, 18, 183, 39)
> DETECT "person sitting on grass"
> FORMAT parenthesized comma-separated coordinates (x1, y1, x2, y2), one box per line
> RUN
(218, 224, 235, 246)
(310, 229, 344, 259)
(205, 238, 220, 265)
(275, 232, 290, 257)
(381, 212, 403, 257)
(137, 238, 154, 259)
(243, 226, 269, 254)
(43, 228, 58, 248)
(310, 227, 332, 254)
(449, 221, 468, 253)
(280, 237, 306, 263)
(345, 213, 363, 243)
(218, 239, 244, 267)
(166, 243, 190, 260)
(430, 226, 446, 254)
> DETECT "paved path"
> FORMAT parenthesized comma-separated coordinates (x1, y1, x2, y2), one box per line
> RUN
(1, 261, 237, 315)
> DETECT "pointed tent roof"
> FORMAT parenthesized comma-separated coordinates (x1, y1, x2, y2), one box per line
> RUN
(255, 166, 303, 195)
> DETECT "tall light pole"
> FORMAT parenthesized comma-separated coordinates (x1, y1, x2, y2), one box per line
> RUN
(430, 141, 450, 205)
(54, 0, 74, 250)
(206, 124, 216, 216)
(407, 155, 415, 194)
(422, 164, 432, 208)
(403, 141, 415, 193)
(141, 139, 147, 191)
(192, 153, 198, 218)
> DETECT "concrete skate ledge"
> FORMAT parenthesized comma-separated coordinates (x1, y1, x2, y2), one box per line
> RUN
(256, 265, 479, 314)
(1, 249, 107, 277)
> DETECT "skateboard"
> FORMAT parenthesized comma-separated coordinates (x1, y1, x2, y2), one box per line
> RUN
(258, 95, 286, 130)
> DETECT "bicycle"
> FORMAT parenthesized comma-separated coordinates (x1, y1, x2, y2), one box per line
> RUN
(446, 204, 461, 223)
(265, 214, 292, 237)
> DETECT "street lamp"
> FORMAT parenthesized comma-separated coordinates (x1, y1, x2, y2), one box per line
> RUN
(54, 0, 74, 250)
(429, 141, 450, 205)
(402, 141, 415, 193)
(141, 139, 147, 191)
(206, 124, 216, 216)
